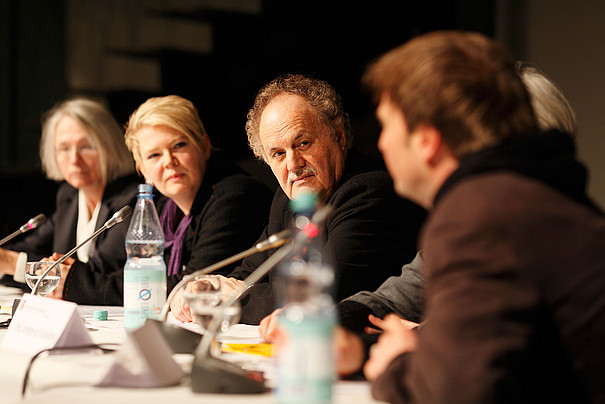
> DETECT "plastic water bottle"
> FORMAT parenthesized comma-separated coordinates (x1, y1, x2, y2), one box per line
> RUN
(275, 193, 337, 404)
(123, 183, 167, 330)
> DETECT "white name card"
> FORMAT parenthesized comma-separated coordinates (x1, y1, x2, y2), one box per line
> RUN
(1, 293, 92, 355)
(98, 320, 185, 388)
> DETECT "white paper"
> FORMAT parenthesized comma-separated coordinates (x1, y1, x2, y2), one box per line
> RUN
(218, 324, 263, 344)
(1, 293, 93, 355)
(98, 320, 185, 388)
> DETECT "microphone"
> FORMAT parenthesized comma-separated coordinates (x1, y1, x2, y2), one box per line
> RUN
(31, 206, 132, 295)
(103, 206, 133, 229)
(0, 214, 46, 247)
(223, 203, 333, 307)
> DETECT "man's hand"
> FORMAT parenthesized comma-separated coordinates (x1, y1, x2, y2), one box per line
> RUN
(259, 307, 283, 342)
(259, 309, 365, 377)
(365, 313, 419, 334)
(170, 286, 193, 322)
(334, 326, 365, 377)
(364, 314, 418, 381)
(45, 252, 74, 300)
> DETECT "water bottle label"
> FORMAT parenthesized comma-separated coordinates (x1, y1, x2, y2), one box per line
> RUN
(276, 316, 335, 404)
(124, 268, 166, 329)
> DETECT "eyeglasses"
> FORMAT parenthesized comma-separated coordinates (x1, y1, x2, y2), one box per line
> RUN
(56, 144, 98, 160)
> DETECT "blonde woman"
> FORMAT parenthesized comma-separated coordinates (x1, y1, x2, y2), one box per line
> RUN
(58, 95, 272, 305)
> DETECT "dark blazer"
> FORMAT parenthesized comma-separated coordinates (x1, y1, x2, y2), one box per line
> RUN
(8, 173, 139, 279)
(372, 133, 605, 404)
(63, 152, 272, 305)
(230, 149, 427, 324)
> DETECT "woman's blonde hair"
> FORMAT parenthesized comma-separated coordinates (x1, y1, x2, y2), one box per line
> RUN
(124, 95, 213, 167)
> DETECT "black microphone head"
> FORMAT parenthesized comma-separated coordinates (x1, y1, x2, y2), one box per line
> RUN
(114, 205, 133, 222)
(255, 229, 293, 251)
(105, 205, 133, 228)
(27, 214, 46, 229)
(19, 213, 47, 233)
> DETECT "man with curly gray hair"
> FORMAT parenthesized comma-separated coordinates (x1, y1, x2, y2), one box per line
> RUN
(171, 74, 426, 325)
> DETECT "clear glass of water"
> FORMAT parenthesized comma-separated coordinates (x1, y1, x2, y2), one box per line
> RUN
(25, 261, 60, 297)
(183, 275, 223, 332)
(183, 275, 242, 335)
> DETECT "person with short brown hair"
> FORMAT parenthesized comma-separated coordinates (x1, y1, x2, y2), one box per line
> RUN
(363, 31, 605, 403)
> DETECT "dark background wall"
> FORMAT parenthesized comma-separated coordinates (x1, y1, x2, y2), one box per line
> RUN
(0, 0, 496, 238)
(502, 1, 605, 211)
(4, 1, 605, 242)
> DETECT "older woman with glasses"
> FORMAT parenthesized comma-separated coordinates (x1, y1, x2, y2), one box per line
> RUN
(0, 98, 139, 296)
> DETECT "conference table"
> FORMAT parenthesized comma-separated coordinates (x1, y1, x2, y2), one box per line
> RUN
(0, 283, 384, 404)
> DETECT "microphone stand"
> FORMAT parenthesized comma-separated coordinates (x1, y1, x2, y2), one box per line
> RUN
(225, 202, 333, 306)
(144, 205, 331, 394)
(223, 243, 293, 308)
(187, 242, 294, 394)
(0, 214, 46, 247)
(31, 206, 132, 295)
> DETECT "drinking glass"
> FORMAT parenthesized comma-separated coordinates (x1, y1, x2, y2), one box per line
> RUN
(25, 261, 60, 297)
(183, 275, 223, 332)
(183, 275, 241, 335)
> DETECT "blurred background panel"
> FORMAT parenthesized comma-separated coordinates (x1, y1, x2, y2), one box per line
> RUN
(1, 0, 604, 237)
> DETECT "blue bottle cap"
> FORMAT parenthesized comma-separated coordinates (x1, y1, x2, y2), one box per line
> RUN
(138, 183, 153, 194)
(93, 310, 108, 321)
(290, 192, 318, 213)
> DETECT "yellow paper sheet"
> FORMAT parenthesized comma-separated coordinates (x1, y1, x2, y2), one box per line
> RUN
(221, 343, 273, 357)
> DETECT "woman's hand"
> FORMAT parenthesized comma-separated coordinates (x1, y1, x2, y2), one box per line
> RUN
(45, 252, 74, 300)
(215, 275, 246, 298)
(170, 275, 246, 323)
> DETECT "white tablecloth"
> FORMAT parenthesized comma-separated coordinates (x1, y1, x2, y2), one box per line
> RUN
(0, 285, 383, 404)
